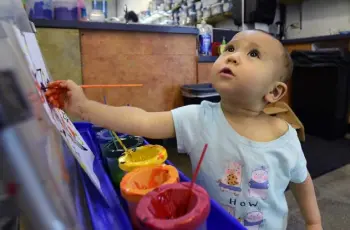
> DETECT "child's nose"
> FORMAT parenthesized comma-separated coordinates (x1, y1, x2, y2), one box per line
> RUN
(226, 53, 241, 65)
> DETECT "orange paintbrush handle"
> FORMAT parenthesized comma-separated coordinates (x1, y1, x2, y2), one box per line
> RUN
(46, 82, 143, 90)
(80, 84, 143, 88)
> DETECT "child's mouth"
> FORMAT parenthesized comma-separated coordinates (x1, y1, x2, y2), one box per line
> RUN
(219, 67, 235, 78)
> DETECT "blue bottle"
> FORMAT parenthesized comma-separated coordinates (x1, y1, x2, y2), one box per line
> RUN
(29, 0, 53, 20)
(198, 19, 212, 56)
(92, 0, 108, 18)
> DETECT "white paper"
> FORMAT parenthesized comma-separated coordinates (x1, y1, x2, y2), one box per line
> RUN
(13, 31, 104, 199)
(13, 27, 36, 77)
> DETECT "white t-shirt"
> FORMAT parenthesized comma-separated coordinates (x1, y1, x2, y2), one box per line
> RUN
(171, 101, 308, 230)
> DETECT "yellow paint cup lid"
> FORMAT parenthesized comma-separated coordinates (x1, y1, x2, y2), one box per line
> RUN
(118, 145, 167, 172)
(120, 164, 179, 203)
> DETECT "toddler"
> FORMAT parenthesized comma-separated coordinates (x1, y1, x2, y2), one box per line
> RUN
(61, 30, 322, 229)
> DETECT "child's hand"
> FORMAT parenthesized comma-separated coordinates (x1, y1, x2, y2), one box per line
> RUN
(46, 80, 88, 117)
(61, 80, 89, 116)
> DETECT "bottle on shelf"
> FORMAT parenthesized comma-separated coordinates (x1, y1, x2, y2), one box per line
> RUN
(53, 0, 78, 20)
(77, 0, 88, 21)
(220, 36, 227, 55)
(197, 19, 212, 56)
(27, 0, 53, 20)
(91, 0, 107, 18)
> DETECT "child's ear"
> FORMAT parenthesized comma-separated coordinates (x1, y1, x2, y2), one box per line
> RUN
(264, 82, 287, 103)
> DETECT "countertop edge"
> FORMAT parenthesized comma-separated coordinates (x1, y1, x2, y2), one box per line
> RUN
(282, 33, 350, 44)
(32, 19, 199, 35)
(32, 20, 350, 44)
(198, 56, 219, 63)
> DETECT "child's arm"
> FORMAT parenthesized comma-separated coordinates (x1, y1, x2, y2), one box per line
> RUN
(290, 174, 322, 230)
(62, 80, 175, 139)
(81, 100, 175, 139)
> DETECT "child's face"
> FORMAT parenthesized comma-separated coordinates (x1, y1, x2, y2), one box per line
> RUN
(211, 30, 286, 107)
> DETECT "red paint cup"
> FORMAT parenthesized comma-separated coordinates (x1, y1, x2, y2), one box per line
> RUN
(136, 182, 210, 230)
(120, 165, 179, 229)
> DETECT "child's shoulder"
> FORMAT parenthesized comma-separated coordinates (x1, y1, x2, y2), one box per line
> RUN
(254, 114, 297, 143)
(266, 115, 289, 135)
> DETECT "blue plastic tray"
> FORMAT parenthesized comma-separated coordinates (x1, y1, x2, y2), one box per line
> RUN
(73, 122, 132, 230)
(73, 122, 245, 230)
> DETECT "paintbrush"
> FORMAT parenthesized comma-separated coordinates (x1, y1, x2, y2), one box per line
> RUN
(184, 143, 208, 213)
(45, 84, 143, 90)
(111, 131, 128, 153)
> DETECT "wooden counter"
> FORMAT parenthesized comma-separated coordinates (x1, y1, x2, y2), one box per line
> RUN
(80, 30, 197, 111)
(36, 28, 82, 84)
(34, 20, 198, 111)
(34, 21, 350, 113)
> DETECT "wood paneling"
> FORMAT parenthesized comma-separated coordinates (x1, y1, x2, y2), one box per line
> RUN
(197, 63, 213, 83)
(285, 43, 312, 53)
(281, 43, 312, 105)
(80, 30, 197, 111)
(36, 28, 82, 84)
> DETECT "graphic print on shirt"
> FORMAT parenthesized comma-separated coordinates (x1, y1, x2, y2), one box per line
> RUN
(217, 162, 243, 196)
(221, 204, 236, 216)
(242, 209, 264, 230)
(248, 166, 269, 200)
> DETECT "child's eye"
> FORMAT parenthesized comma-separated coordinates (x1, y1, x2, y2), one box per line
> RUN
(248, 49, 260, 58)
(225, 45, 235, 52)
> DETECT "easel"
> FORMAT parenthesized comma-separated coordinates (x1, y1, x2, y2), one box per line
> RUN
(0, 1, 78, 229)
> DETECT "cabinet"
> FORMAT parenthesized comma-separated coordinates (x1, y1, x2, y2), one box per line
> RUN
(281, 43, 312, 106)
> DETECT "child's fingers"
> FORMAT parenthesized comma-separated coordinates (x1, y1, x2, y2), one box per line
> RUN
(44, 91, 52, 98)
(45, 87, 67, 96)
(47, 80, 63, 89)
(58, 95, 65, 109)
(45, 90, 67, 109)
(45, 89, 57, 97)
(45, 80, 74, 109)
(66, 91, 72, 97)
(45, 91, 58, 101)
(47, 96, 54, 102)
(53, 101, 60, 108)
(58, 80, 67, 88)
(48, 80, 80, 99)
(64, 80, 81, 91)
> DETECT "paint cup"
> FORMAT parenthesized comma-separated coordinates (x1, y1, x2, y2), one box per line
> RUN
(100, 141, 125, 187)
(136, 182, 210, 230)
(120, 165, 179, 229)
(118, 145, 168, 172)
(95, 128, 144, 154)
(93, 127, 144, 187)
